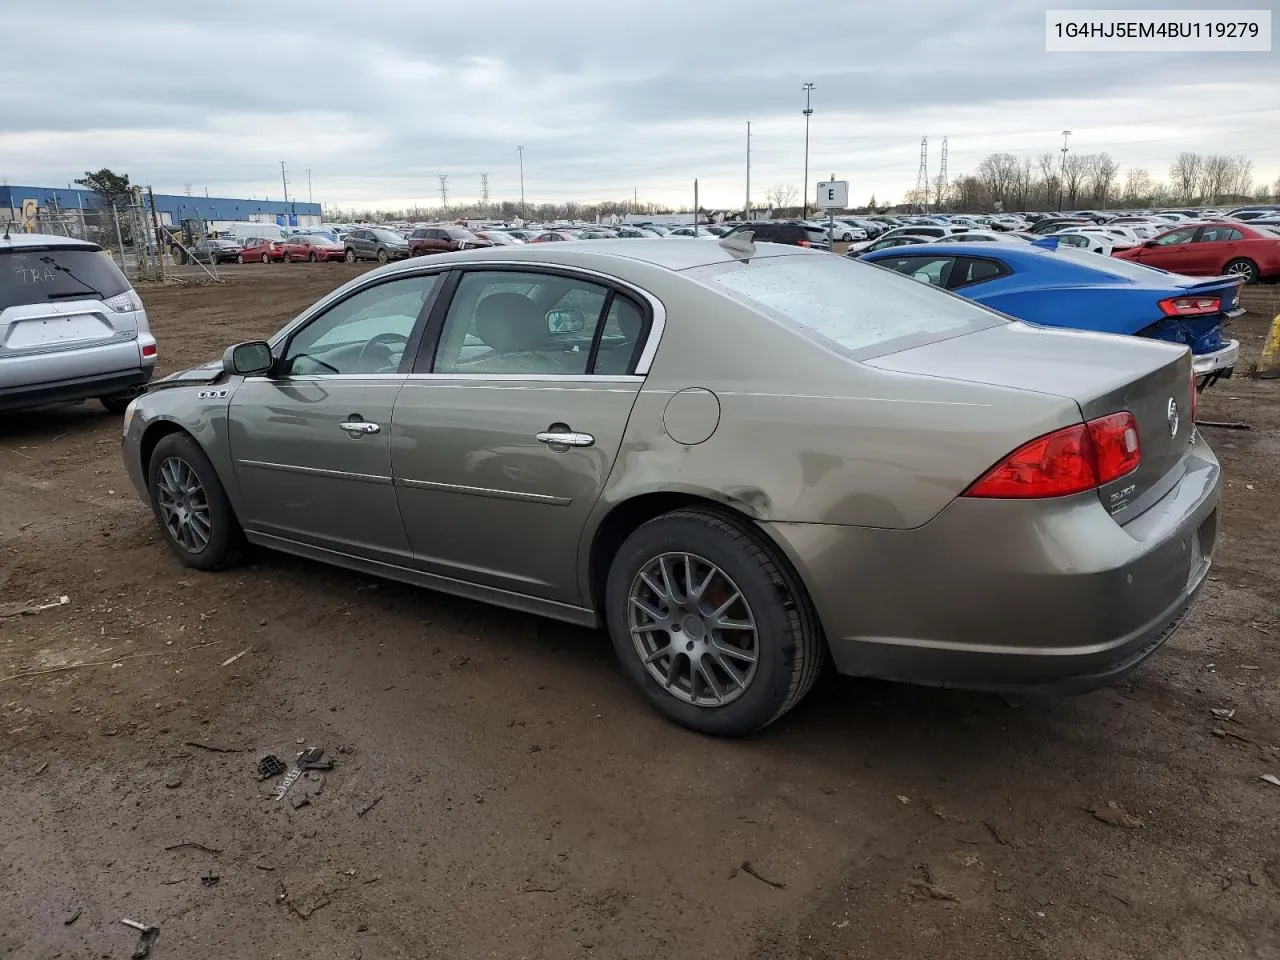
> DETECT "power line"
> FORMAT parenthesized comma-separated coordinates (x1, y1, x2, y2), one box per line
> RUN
(480, 172, 489, 204)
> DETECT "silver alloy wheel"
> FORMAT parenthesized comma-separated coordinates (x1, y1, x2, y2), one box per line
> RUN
(156, 456, 212, 554)
(1225, 260, 1256, 280)
(628, 552, 759, 707)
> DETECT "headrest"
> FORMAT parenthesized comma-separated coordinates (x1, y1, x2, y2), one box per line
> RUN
(474, 294, 549, 353)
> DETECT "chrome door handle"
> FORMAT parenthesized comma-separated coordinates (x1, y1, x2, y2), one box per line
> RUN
(536, 431, 594, 447)
(340, 420, 380, 435)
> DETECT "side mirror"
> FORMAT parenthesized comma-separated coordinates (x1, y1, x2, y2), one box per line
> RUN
(547, 308, 586, 334)
(1143, 240, 1157, 248)
(223, 340, 273, 377)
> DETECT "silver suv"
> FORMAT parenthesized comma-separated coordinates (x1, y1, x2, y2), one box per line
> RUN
(1, 233, 156, 412)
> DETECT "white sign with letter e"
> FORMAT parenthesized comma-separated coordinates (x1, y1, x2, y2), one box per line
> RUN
(815, 180, 848, 209)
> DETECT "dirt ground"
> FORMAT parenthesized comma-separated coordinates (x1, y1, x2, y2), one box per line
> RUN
(2, 264, 1278, 960)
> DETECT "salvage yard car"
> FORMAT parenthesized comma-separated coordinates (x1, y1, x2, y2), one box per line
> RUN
(2, 233, 156, 412)
(1112, 221, 1280, 284)
(120, 239, 1219, 736)
(859, 241, 1241, 388)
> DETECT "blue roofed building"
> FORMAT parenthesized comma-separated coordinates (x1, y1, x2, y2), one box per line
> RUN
(1, 184, 323, 229)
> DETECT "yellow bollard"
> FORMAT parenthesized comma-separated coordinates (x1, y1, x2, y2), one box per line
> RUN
(1258, 313, 1280, 379)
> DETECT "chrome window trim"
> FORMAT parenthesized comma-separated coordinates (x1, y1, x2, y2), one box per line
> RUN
(267, 259, 667, 376)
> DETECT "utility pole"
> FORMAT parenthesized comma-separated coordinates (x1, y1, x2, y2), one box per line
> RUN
(516, 146, 525, 217)
(1059, 130, 1072, 212)
(306, 168, 312, 204)
(937, 137, 949, 211)
(801, 83, 815, 218)
(480, 172, 490, 205)
(693, 179, 699, 230)
(280, 161, 289, 204)
(745, 120, 751, 219)
(439, 175, 449, 211)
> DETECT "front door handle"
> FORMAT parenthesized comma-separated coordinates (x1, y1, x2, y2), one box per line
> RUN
(536, 430, 594, 448)
(340, 418, 381, 436)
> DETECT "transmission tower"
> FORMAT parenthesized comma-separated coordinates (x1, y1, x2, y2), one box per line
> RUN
(914, 137, 929, 211)
(936, 137, 949, 210)
(438, 175, 449, 209)
(480, 173, 490, 204)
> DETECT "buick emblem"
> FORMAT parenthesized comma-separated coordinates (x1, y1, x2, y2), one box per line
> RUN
(1167, 398, 1179, 437)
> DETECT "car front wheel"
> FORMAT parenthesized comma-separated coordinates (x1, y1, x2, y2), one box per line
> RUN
(146, 432, 242, 571)
(605, 508, 825, 736)
(377, 249, 390, 264)
(345, 249, 357, 263)
(1224, 258, 1259, 284)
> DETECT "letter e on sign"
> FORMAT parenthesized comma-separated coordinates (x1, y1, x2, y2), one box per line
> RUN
(816, 180, 848, 209)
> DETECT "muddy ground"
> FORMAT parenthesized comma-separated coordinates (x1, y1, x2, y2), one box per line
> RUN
(2, 264, 1278, 960)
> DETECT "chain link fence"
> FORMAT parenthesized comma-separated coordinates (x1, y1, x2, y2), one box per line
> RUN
(16, 197, 190, 282)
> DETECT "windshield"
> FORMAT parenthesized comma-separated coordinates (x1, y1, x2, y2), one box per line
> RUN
(0, 246, 131, 310)
(691, 254, 1005, 359)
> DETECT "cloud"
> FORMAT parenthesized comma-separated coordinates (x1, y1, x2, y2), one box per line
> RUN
(1, 0, 1276, 210)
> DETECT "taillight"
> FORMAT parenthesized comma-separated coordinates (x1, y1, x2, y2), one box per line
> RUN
(1158, 296, 1221, 316)
(141, 344, 158, 358)
(795, 239, 811, 247)
(965, 413, 1140, 499)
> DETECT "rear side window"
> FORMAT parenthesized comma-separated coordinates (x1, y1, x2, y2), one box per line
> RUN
(1, 246, 130, 310)
(692, 255, 1004, 359)
(953, 257, 1008, 288)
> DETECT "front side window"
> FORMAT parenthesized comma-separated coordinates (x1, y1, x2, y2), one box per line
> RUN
(693, 255, 1003, 359)
(1156, 227, 1198, 246)
(434, 270, 635, 375)
(282, 274, 439, 376)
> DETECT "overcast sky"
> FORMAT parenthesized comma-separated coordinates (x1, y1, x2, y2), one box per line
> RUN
(1, 0, 1276, 211)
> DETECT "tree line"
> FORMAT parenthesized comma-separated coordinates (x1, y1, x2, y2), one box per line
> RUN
(906, 151, 1276, 213)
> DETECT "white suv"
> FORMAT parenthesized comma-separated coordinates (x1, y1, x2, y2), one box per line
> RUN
(1, 232, 157, 412)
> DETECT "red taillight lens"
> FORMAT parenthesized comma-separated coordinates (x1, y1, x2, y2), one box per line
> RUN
(795, 239, 811, 247)
(1158, 296, 1221, 316)
(965, 413, 1140, 499)
(141, 344, 158, 358)
(1087, 412, 1141, 484)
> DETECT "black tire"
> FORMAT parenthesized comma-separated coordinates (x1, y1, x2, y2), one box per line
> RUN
(345, 249, 357, 263)
(236, 254, 245, 264)
(308, 251, 318, 262)
(604, 508, 825, 736)
(261, 253, 270, 263)
(283, 252, 293, 263)
(1224, 258, 1259, 284)
(99, 395, 134, 414)
(146, 432, 242, 571)
(376, 248, 390, 264)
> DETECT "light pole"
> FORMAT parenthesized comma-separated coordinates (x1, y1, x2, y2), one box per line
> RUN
(745, 120, 751, 218)
(1059, 130, 1071, 212)
(801, 83, 815, 218)
(516, 145, 525, 218)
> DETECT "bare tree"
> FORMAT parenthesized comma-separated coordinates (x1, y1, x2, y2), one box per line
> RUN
(1037, 152, 1061, 208)
(1086, 153, 1119, 207)
(1227, 155, 1253, 198)
(1123, 167, 1152, 204)
(765, 184, 798, 211)
(1169, 152, 1204, 201)
(976, 153, 1019, 208)
(1062, 153, 1089, 208)
(1199, 154, 1233, 202)
(1275, 172, 1280, 201)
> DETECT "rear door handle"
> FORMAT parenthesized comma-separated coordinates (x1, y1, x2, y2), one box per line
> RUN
(340, 418, 380, 435)
(536, 431, 594, 448)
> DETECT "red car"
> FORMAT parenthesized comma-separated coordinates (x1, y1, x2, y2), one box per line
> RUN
(280, 234, 346, 262)
(238, 237, 285, 263)
(1113, 221, 1280, 284)
(407, 225, 493, 256)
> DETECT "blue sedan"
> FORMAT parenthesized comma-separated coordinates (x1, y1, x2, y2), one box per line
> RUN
(858, 240, 1242, 386)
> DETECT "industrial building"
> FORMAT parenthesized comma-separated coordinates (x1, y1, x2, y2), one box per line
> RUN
(0, 184, 323, 230)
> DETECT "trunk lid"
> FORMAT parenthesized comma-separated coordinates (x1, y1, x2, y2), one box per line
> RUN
(867, 322, 1195, 523)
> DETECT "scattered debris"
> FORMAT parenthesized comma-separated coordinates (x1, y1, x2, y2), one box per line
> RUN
(0, 639, 226, 685)
(164, 776, 183, 789)
(905, 879, 959, 901)
(291, 795, 311, 810)
(220, 648, 251, 667)
(1090, 802, 1144, 829)
(1194, 419, 1250, 430)
(64, 908, 81, 926)
(0, 595, 70, 618)
(184, 740, 244, 754)
(280, 879, 341, 919)
(1211, 708, 1237, 720)
(299, 747, 334, 771)
(120, 919, 159, 959)
(1262, 774, 1280, 787)
(995, 878, 1013, 892)
(928, 803, 968, 824)
(33, 761, 48, 776)
(740, 860, 786, 890)
(896, 795, 911, 805)
(257, 755, 287, 781)
(201, 872, 220, 887)
(273, 766, 303, 801)
(255, 864, 276, 872)
(164, 841, 222, 855)
(357, 795, 384, 818)
(1211, 727, 1228, 738)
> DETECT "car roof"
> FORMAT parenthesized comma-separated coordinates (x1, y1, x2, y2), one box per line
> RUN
(371, 237, 814, 275)
(0, 232, 100, 251)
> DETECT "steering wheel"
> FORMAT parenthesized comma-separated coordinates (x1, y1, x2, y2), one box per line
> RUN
(356, 331, 410, 372)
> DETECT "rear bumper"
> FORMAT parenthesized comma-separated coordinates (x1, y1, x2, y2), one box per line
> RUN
(1192, 339, 1238, 377)
(0, 367, 152, 412)
(762, 437, 1221, 693)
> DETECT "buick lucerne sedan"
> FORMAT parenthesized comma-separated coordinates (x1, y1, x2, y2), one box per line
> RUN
(121, 239, 1220, 735)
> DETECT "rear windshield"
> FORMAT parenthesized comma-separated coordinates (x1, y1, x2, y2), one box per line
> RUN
(0, 245, 130, 310)
(690, 254, 1005, 359)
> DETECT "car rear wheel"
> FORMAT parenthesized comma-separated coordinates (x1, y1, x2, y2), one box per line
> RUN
(345, 249, 357, 263)
(1224, 258, 1259, 284)
(377, 248, 390, 264)
(605, 508, 824, 736)
(259, 253, 268, 263)
(146, 433, 241, 571)
(284, 253, 294, 263)
(308, 251, 318, 262)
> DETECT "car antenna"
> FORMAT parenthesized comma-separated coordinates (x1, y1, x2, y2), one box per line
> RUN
(718, 230, 755, 259)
